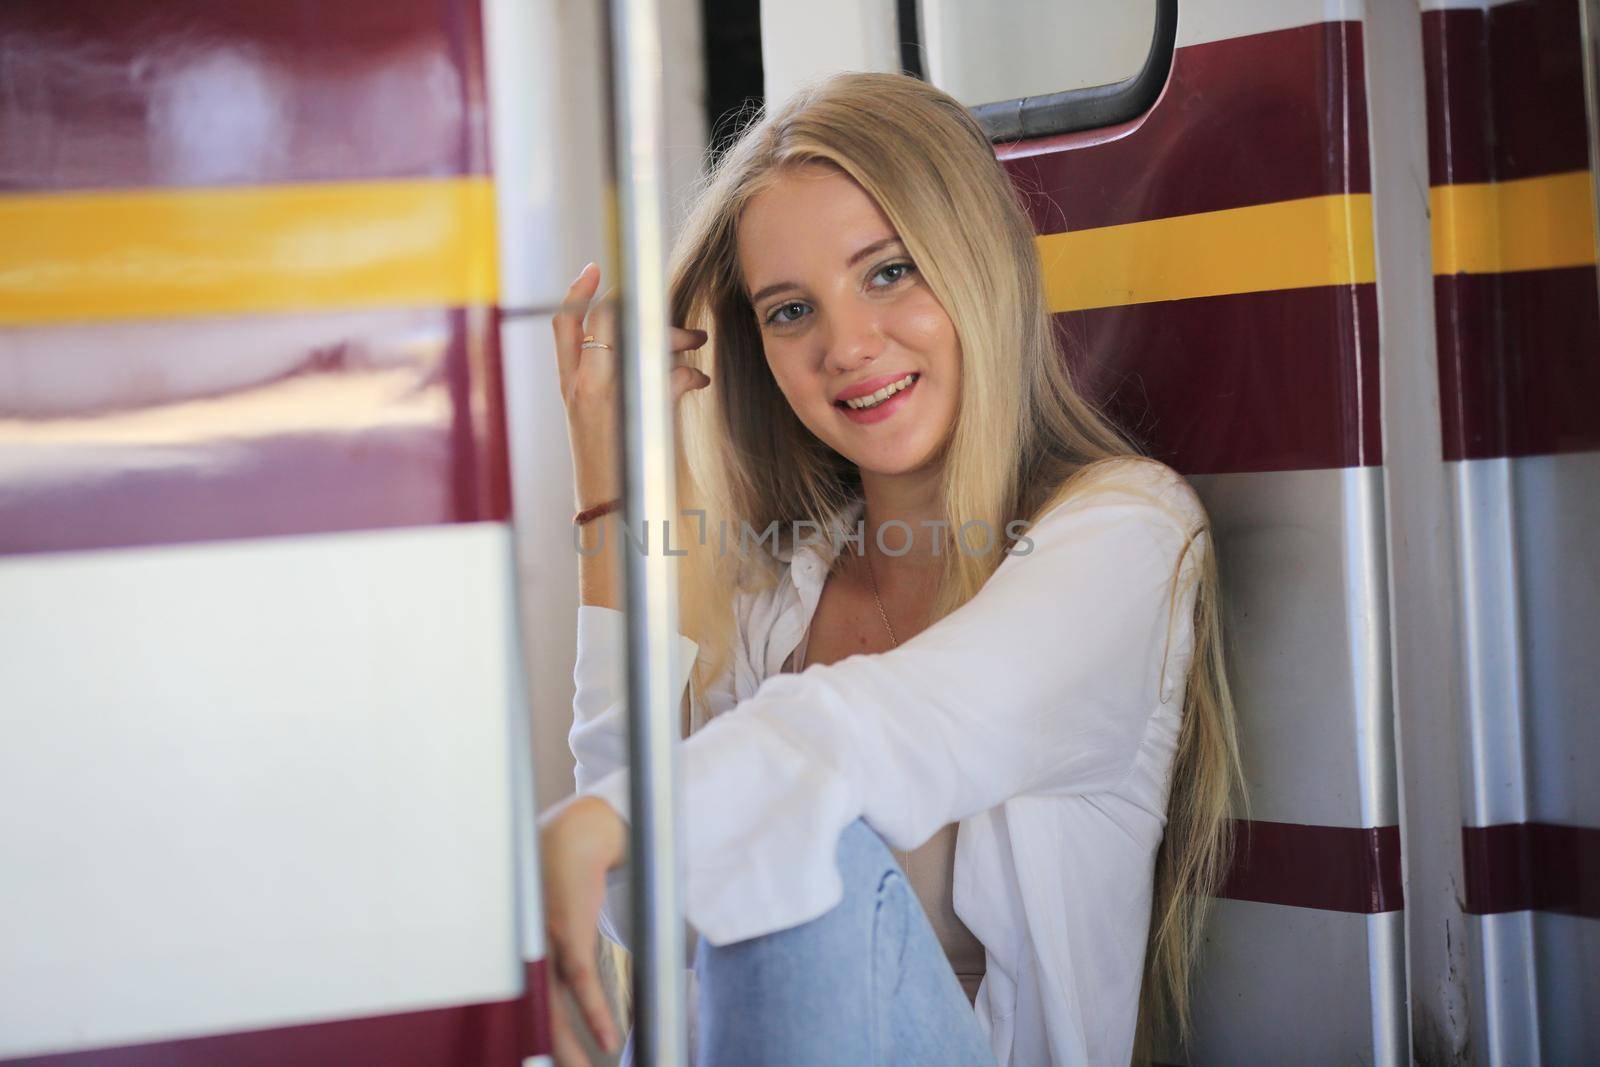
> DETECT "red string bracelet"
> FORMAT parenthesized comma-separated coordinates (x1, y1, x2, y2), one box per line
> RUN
(573, 498, 622, 526)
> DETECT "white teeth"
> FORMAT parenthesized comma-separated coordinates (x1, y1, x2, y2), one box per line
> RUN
(844, 373, 918, 410)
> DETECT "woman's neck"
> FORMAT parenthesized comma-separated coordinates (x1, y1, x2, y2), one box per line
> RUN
(857, 464, 945, 571)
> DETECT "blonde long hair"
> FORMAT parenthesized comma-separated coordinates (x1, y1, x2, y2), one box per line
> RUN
(642, 70, 1242, 1057)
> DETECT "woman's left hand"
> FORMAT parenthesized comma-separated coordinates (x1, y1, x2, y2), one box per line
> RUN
(538, 795, 629, 1066)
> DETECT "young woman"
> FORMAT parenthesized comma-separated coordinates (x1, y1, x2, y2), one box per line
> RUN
(539, 71, 1244, 1067)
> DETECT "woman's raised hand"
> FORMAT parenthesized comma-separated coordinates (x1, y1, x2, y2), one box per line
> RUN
(553, 263, 712, 508)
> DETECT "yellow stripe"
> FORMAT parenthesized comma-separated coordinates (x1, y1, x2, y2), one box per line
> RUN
(1037, 193, 1375, 312)
(8, 172, 1583, 326)
(0, 178, 498, 325)
(1431, 170, 1598, 276)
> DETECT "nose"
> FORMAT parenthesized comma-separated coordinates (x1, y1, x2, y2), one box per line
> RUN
(821, 299, 886, 374)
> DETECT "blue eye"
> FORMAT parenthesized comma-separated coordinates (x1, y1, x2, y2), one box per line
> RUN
(873, 261, 916, 286)
(761, 262, 915, 328)
(766, 301, 809, 326)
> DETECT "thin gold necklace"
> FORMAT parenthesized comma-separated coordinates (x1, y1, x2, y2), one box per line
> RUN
(861, 545, 900, 648)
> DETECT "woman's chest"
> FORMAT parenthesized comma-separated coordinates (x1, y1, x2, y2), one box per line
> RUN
(798, 579, 892, 667)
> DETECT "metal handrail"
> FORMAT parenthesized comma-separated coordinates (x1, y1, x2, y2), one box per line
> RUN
(602, 0, 689, 1063)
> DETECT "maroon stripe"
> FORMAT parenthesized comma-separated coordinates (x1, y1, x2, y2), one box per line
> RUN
(0, 0, 488, 192)
(0, 960, 550, 1067)
(999, 20, 1380, 476)
(520, 959, 553, 1060)
(0, 307, 511, 557)
(1435, 266, 1600, 461)
(1062, 283, 1380, 475)
(1426, 2, 1600, 465)
(1421, 0, 1592, 187)
(1220, 820, 1404, 914)
(1421, 7, 1494, 186)
(1462, 823, 1600, 918)
(1000, 21, 1369, 233)
(450, 307, 514, 525)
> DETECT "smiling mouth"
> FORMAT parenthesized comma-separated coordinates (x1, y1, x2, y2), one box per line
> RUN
(836, 373, 920, 411)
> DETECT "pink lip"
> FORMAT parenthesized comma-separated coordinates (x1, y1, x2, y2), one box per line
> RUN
(833, 372, 919, 404)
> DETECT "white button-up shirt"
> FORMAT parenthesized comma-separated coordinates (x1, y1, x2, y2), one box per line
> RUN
(570, 458, 1206, 1066)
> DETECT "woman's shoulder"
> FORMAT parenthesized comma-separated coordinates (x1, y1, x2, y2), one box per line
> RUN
(1032, 455, 1206, 537)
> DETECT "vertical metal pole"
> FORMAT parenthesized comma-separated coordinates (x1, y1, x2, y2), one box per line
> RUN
(603, 0, 688, 1064)
(1580, 0, 1600, 311)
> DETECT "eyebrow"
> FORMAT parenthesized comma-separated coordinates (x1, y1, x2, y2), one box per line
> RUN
(748, 236, 905, 308)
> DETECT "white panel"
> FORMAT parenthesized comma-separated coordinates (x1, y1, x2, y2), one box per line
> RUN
(760, 0, 1377, 123)
(1186, 467, 1379, 827)
(500, 314, 590, 821)
(0, 524, 524, 1058)
(1470, 911, 1544, 1063)
(1178, 900, 1384, 1064)
(483, 0, 708, 834)
(483, 0, 564, 309)
(1451, 457, 1534, 827)
(1367, 910, 1410, 1067)
(1343, 465, 1400, 831)
(1534, 911, 1600, 1064)
(1177, 0, 1363, 48)
(481, 0, 604, 820)
(483, 0, 705, 311)
(1514, 449, 1600, 826)
(921, 0, 1156, 106)
(919, 0, 1379, 109)
(1418, 0, 1526, 11)
(760, 0, 900, 109)
(1362, 0, 1479, 1059)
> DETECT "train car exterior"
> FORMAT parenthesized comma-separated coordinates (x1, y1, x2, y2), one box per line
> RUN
(988, 6, 1405, 1062)
(0, 2, 551, 1064)
(1413, 0, 1600, 1061)
(767, 0, 1598, 1061)
(2, 0, 1595, 1064)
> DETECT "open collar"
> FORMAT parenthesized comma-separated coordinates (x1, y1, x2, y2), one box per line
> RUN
(775, 495, 867, 602)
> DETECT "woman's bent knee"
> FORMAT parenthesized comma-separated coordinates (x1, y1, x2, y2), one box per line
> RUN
(692, 819, 911, 1049)
(697, 819, 903, 963)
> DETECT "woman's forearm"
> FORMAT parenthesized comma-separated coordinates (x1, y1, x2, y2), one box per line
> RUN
(577, 511, 623, 610)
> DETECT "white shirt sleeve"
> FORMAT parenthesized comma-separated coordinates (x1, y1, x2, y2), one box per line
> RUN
(579, 465, 1206, 947)
(570, 604, 702, 793)
(568, 605, 703, 955)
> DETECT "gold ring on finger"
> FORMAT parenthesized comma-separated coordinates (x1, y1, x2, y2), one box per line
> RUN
(580, 335, 612, 350)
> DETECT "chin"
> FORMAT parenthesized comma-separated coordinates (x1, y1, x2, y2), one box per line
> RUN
(850, 446, 942, 478)
(809, 415, 950, 478)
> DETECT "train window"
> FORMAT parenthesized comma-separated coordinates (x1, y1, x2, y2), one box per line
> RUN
(914, 0, 1176, 141)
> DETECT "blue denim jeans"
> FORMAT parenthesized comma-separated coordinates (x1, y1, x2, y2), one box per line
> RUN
(667, 818, 995, 1066)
